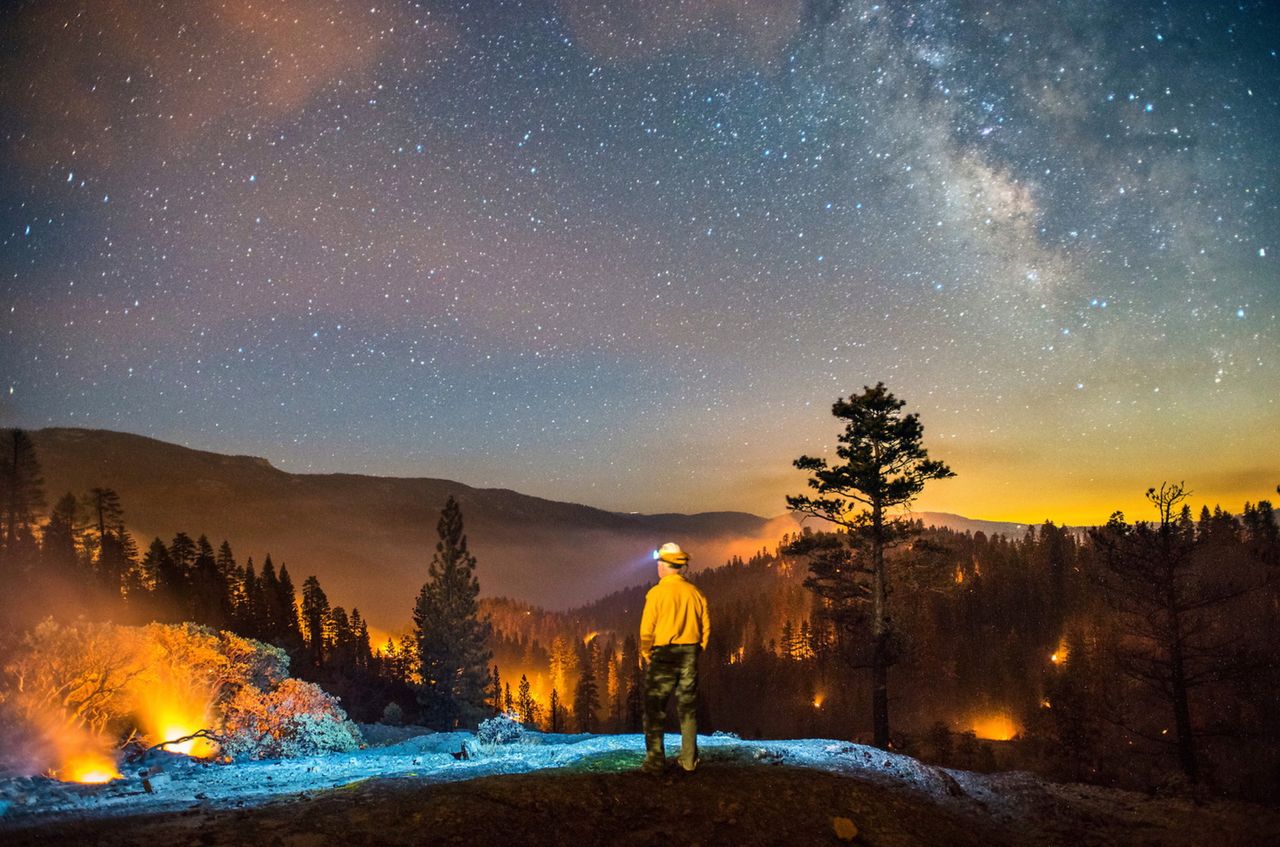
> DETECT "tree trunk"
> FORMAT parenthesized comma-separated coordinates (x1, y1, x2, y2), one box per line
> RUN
(1166, 584, 1199, 782)
(871, 502, 890, 749)
(1169, 642, 1198, 783)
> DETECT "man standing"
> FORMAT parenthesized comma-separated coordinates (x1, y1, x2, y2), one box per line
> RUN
(640, 542, 710, 773)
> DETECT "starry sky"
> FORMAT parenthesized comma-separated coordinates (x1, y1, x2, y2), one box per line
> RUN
(1, 0, 1277, 525)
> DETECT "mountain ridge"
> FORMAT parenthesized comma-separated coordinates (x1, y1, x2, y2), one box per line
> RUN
(27, 427, 1041, 630)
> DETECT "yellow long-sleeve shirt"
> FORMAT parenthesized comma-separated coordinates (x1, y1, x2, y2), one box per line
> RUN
(640, 572, 710, 660)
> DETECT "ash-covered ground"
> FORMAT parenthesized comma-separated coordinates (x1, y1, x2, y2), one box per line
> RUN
(2, 729, 1277, 846)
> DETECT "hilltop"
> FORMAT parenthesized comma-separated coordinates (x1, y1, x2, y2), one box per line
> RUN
(2, 733, 1275, 847)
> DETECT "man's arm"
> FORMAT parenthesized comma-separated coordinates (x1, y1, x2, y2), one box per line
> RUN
(639, 593, 657, 662)
(699, 595, 710, 652)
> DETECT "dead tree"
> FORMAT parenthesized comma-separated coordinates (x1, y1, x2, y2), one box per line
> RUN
(1090, 483, 1262, 784)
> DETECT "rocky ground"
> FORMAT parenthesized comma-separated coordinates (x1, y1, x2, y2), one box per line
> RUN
(4, 739, 1279, 847)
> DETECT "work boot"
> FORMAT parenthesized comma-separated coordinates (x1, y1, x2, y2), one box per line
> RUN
(640, 754, 665, 774)
(677, 751, 699, 773)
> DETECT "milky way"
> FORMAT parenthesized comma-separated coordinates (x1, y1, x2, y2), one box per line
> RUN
(2, 1, 1277, 522)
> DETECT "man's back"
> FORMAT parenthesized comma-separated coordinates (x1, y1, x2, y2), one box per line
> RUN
(640, 573, 709, 659)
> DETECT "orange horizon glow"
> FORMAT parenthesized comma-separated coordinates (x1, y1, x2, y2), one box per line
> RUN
(890, 464, 1276, 529)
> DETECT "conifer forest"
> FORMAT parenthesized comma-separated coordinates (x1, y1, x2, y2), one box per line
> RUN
(2, 425, 1276, 802)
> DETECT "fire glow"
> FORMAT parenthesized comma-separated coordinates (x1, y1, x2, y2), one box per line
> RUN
(62, 751, 122, 784)
(137, 685, 218, 759)
(54, 688, 216, 783)
(48, 723, 125, 784)
(971, 714, 1019, 741)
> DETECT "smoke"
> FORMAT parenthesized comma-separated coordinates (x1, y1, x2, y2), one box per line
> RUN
(1, 0, 453, 173)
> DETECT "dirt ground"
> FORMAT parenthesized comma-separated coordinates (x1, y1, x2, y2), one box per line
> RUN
(4, 752, 1278, 847)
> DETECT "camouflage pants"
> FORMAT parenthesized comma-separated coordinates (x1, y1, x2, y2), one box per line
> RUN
(643, 644, 699, 768)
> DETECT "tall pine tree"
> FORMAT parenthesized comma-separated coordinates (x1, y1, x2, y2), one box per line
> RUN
(301, 574, 331, 670)
(786, 383, 953, 749)
(82, 488, 131, 595)
(240, 558, 267, 638)
(413, 496, 492, 729)
(41, 493, 81, 579)
(274, 562, 304, 652)
(573, 638, 599, 733)
(189, 534, 228, 626)
(513, 674, 532, 725)
(0, 429, 44, 568)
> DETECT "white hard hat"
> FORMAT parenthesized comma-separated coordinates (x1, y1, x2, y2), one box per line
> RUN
(654, 542, 690, 567)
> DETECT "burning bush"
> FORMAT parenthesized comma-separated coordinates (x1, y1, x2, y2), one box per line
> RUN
(0, 619, 359, 780)
(221, 678, 362, 760)
(0, 620, 145, 779)
(134, 622, 288, 759)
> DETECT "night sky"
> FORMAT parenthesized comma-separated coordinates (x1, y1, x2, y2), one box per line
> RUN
(2, 1, 1277, 524)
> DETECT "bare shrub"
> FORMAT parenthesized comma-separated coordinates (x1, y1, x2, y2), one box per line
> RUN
(220, 678, 363, 759)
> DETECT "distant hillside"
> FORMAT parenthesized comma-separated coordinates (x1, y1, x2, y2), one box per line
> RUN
(28, 429, 1059, 631)
(28, 429, 797, 630)
(906, 512, 1032, 537)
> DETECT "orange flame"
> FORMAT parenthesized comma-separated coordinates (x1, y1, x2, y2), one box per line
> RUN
(53, 724, 123, 784)
(971, 714, 1019, 741)
(136, 684, 218, 758)
(36, 713, 124, 784)
(62, 751, 122, 784)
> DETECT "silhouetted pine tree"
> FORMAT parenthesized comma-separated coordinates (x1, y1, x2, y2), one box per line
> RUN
(549, 688, 563, 732)
(516, 674, 538, 726)
(1089, 483, 1266, 784)
(573, 639, 599, 733)
(351, 608, 373, 671)
(148, 537, 182, 616)
(167, 532, 197, 612)
(240, 558, 267, 638)
(622, 634, 644, 731)
(216, 541, 243, 619)
(40, 493, 81, 579)
(258, 555, 284, 640)
(413, 496, 493, 729)
(625, 673, 643, 733)
(117, 536, 151, 602)
(275, 563, 304, 651)
(301, 575, 331, 670)
(1, 429, 45, 569)
(79, 489, 131, 595)
(780, 619, 797, 659)
(189, 534, 228, 626)
(489, 665, 503, 713)
(786, 383, 953, 749)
